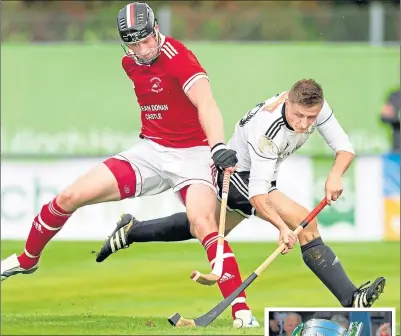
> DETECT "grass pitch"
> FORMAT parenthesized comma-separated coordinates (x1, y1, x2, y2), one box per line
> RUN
(1, 240, 399, 335)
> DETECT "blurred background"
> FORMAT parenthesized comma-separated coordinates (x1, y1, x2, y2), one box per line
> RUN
(1, 1, 400, 335)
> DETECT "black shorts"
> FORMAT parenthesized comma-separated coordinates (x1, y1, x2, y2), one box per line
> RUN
(216, 170, 277, 218)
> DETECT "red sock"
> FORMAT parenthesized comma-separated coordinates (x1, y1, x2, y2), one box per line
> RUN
(17, 197, 73, 269)
(202, 232, 250, 319)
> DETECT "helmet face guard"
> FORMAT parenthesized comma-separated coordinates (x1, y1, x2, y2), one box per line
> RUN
(292, 319, 363, 336)
(117, 2, 162, 65)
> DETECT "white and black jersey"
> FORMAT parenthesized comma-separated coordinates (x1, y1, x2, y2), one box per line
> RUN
(216, 92, 354, 218)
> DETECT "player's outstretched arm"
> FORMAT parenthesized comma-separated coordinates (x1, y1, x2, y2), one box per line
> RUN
(317, 103, 355, 204)
(250, 193, 297, 255)
(316, 103, 355, 160)
(186, 78, 224, 147)
(250, 194, 286, 231)
(329, 150, 355, 177)
(247, 132, 297, 253)
(186, 78, 237, 171)
(246, 131, 284, 229)
(324, 150, 355, 204)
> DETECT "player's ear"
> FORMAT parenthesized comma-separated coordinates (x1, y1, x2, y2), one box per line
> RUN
(285, 98, 294, 112)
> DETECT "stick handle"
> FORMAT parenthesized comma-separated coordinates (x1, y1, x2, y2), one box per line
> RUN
(212, 171, 231, 277)
(218, 171, 231, 237)
(254, 198, 327, 276)
(300, 198, 328, 228)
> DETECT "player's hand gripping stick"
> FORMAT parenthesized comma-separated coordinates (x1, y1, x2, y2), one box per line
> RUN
(170, 198, 328, 327)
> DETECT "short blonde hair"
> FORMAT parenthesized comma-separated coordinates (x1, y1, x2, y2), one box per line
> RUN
(288, 79, 324, 107)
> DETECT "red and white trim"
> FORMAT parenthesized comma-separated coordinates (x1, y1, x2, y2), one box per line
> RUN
(24, 248, 40, 258)
(37, 214, 63, 231)
(172, 178, 217, 194)
(113, 154, 143, 197)
(204, 235, 218, 250)
(48, 200, 71, 218)
(126, 3, 135, 27)
(161, 42, 179, 59)
(183, 72, 208, 93)
(141, 135, 162, 140)
(230, 297, 247, 306)
(210, 252, 235, 267)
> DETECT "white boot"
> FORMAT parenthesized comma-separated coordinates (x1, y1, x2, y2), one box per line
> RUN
(1, 254, 38, 281)
(233, 309, 260, 328)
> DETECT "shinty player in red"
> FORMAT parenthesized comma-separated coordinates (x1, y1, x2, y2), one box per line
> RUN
(1, 2, 260, 327)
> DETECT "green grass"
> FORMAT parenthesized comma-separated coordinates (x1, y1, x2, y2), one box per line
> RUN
(1, 43, 399, 155)
(1, 240, 400, 335)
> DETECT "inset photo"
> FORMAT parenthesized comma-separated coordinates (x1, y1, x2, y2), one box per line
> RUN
(265, 308, 395, 336)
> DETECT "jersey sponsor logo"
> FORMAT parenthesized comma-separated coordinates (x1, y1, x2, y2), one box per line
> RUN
(150, 76, 163, 93)
(283, 142, 290, 151)
(239, 102, 264, 126)
(145, 113, 162, 120)
(140, 104, 169, 112)
(161, 42, 179, 59)
(279, 143, 302, 160)
(258, 135, 279, 155)
(141, 104, 168, 120)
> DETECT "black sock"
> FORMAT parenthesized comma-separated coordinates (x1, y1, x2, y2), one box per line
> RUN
(301, 237, 357, 307)
(126, 212, 194, 243)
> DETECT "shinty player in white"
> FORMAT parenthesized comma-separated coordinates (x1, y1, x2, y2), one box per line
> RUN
(226, 81, 354, 246)
(97, 79, 386, 312)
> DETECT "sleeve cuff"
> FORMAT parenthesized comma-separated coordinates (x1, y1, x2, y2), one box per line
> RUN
(335, 144, 355, 156)
(183, 72, 208, 93)
(248, 181, 271, 199)
(211, 143, 226, 155)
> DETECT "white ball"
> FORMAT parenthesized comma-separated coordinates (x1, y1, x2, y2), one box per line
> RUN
(233, 318, 243, 329)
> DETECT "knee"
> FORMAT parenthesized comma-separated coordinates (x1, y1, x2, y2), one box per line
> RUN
(56, 188, 83, 213)
(298, 218, 320, 245)
(188, 212, 217, 240)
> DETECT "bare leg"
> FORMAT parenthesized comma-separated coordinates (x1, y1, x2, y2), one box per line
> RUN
(265, 190, 357, 306)
(16, 160, 131, 270)
(185, 183, 251, 319)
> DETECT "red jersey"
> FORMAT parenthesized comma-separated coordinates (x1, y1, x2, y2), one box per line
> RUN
(122, 35, 209, 148)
